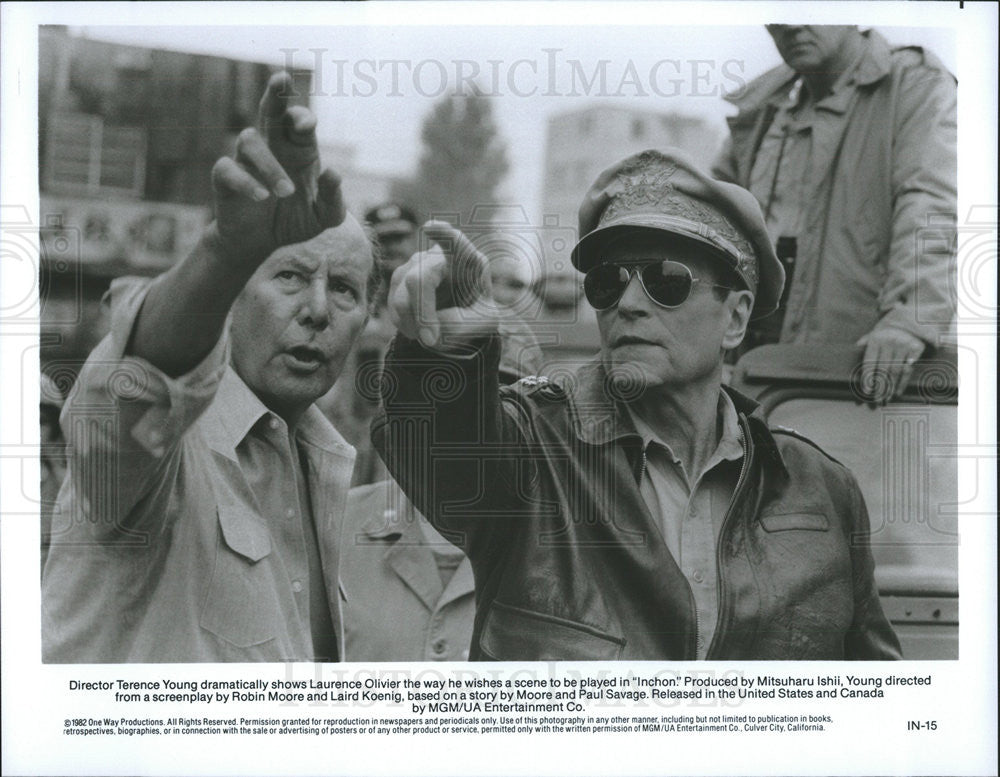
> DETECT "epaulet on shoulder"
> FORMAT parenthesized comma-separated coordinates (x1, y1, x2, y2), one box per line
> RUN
(891, 44, 948, 72)
(770, 425, 845, 467)
(510, 375, 566, 399)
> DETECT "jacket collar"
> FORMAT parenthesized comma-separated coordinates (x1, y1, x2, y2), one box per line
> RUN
(564, 358, 788, 478)
(851, 29, 893, 87)
(200, 365, 352, 460)
(724, 29, 892, 111)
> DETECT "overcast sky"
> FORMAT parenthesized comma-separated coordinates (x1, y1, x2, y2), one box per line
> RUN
(74, 18, 956, 220)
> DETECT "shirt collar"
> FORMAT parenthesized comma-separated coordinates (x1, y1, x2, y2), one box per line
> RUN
(852, 29, 893, 86)
(201, 365, 352, 460)
(565, 359, 787, 475)
(625, 389, 744, 468)
(799, 36, 876, 115)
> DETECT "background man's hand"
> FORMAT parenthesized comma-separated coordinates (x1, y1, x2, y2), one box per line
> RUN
(857, 326, 926, 405)
(209, 71, 345, 266)
(388, 221, 503, 350)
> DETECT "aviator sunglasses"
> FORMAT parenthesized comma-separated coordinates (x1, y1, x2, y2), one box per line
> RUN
(583, 260, 736, 311)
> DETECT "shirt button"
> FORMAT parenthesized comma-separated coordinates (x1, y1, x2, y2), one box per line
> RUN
(286, 507, 296, 519)
(269, 417, 280, 431)
(689, 507, 699, 519)
(693, 570, 705, 584)
(291, 580, 303, 593)
(432, 639, 447, 655)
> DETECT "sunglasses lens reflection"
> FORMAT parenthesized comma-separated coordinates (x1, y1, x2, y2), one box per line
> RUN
(584, 261, 695, 309)
(642, 262, 693, 307)
(584, 264, 631, 310)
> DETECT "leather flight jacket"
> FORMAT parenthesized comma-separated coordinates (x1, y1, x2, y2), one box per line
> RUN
(373, 334, 902, 661)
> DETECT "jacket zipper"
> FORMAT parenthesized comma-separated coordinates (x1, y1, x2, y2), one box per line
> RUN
(638, 441, 700, 658)
(642, 437, 710, 660)
(704, 415, 754, 660)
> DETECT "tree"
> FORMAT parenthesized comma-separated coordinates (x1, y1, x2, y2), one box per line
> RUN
(392, 90, 509, 227)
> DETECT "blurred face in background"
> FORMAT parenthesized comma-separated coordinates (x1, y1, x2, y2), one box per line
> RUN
(490, 255, 536, 308)
(378, 228, 419, 275)
(765, 24, 860, 75)
(373, 227, 418, 312)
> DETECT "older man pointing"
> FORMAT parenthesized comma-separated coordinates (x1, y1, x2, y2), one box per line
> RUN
(43, 73, 379, 663)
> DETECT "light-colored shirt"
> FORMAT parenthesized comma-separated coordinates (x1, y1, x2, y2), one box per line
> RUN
(749, 52, 866, 243)
(42, 278, 356, 662)
(340, 479, 475, 662)
(627, 392, 744, 659)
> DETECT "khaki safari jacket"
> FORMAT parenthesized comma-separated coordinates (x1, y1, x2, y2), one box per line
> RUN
(373, 335, 902, 661)
(713, 30, 957, 346)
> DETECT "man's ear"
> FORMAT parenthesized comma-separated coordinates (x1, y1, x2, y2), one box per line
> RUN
(722, 291, 754, 350)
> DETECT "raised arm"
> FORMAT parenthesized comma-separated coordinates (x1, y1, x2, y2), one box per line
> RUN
(128, 71, 346, 377)
(53, 72, 346, 535)
(372, 223, 528, 554)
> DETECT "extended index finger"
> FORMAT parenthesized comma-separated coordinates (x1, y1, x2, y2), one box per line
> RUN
(258, 71, 296, 131)
(258, 71, 317, 165)
(421, 220, 489, 307)
(422, 220, 482, 263)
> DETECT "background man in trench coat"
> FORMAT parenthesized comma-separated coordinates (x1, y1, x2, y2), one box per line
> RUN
(713, 25, 957, 400)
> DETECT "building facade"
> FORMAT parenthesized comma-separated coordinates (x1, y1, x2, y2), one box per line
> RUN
(37, 28, 395, 369)
(540, 105, 722, 264)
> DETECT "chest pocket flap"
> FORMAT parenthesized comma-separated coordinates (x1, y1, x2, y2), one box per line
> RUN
(480, 601, 624, 661)
(759, 511, 829, 532)
(218, 505, 272, 562)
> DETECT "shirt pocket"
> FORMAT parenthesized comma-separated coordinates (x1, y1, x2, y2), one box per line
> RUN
(199, 505, 278, 648)
(479, 601, 625, 661)
(759, 511, 830, 532)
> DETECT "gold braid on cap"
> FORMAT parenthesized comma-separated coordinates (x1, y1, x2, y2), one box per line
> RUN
(599, 157, 758, 292)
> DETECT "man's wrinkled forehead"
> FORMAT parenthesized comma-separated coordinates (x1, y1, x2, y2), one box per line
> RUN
(265, 216, 371, 269)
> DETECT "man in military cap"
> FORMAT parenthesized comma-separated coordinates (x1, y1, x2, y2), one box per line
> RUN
(365, 202, 420, 311)
(374, 149, 901, 660)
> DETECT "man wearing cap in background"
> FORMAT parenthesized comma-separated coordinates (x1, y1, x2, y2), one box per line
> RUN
(714, 25, 956, 399)
(374, 148, 901, 660)
(365, 202, 420, 312)
(317, 202, 419, 487)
